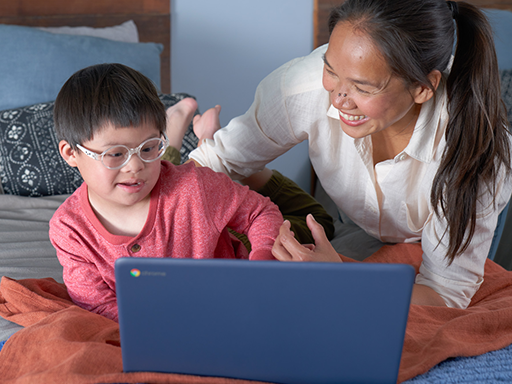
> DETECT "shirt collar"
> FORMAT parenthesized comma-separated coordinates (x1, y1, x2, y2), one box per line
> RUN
(403, 82, 447, 163)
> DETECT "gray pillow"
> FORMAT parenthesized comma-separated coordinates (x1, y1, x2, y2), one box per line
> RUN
(0, 93, 198, 197)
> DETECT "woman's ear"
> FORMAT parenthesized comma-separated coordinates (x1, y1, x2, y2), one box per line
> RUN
(412, 69, 442, 105)
(59, 140, 78, 167)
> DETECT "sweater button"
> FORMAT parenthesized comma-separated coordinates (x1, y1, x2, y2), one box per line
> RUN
(131, 244, 141, 253)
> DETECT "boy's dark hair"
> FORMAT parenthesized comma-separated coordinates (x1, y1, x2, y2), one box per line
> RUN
(54, 63, 166, 148)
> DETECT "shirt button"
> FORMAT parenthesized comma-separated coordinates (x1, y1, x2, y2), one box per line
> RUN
(398, 153, 407, 161)
(131, 244, 141, 253)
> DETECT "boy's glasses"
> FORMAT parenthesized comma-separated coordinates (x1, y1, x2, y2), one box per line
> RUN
(76, 133, 169, 170)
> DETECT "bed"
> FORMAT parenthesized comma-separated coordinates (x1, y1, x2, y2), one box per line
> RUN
(0, 0, 512, 383)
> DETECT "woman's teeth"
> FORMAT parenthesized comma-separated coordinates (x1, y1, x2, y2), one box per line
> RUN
(339, 111, 367, 121)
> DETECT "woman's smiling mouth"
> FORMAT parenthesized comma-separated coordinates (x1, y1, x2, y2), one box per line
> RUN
(339, 111, 367, 121)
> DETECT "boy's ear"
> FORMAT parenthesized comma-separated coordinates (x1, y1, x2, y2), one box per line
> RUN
(59, 140, 78, 168)
(412, 69, 442, 105)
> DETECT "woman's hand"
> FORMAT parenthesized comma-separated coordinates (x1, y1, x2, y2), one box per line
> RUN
(272, 214, 342, 262)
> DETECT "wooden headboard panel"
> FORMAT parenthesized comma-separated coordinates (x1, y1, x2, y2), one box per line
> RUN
(314, 0, 512, 48)
(0, 0, 171, 93)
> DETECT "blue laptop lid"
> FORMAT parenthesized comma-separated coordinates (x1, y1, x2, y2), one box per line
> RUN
(115, 258, 415, 384)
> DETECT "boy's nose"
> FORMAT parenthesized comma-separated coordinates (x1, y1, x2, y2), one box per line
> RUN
(122, 153, 145, 173)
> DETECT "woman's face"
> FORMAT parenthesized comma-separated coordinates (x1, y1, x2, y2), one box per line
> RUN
(322, 22, 423, 139)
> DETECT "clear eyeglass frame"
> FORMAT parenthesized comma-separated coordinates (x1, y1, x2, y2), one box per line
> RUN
(75, 132, 169, 170)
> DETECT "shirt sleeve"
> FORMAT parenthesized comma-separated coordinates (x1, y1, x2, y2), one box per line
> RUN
(417, 167, 512, 308)
(49, 211, 119, 322)
(196, 167, 283, 260)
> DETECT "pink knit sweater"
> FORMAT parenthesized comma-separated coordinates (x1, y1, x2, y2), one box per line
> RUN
(49, 161, 282, 321)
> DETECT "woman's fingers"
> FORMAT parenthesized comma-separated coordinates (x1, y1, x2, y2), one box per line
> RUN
(273, 220, 313, 262)
(307, 214, 329, 249)
(272, 221, 300, 261)
(306, 214, 342, 262)
(272, 216, 342, 263)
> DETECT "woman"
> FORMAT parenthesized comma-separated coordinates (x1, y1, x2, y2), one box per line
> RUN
(189, 0, 512, 308)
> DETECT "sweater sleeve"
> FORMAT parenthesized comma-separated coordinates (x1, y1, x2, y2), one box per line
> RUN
(197, 167, 283, 260)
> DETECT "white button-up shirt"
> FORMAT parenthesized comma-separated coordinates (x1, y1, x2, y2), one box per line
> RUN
(190, 44, 512, 309)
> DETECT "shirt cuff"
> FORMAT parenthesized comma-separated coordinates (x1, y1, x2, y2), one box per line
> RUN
(416, 262, 484, 309)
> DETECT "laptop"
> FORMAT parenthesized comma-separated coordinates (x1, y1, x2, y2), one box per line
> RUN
(115, 258, 415, 384)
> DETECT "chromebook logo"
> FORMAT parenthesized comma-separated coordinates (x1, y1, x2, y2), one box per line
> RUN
(130, 269, 141, 277)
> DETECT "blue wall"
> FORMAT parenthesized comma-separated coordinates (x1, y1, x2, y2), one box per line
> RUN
(171, 0, 314, 192)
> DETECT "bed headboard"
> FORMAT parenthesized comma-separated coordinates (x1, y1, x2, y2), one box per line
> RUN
(0, 0, 171, 93)
(314, 0, 512, 48)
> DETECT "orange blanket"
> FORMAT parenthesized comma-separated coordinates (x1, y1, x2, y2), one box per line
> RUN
(1, 243, 512, 384)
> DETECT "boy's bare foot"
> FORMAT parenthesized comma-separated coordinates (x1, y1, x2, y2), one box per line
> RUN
(165, 97, 198, 149)
(190, 103, 272, 189)
(193, 104, 222, 142)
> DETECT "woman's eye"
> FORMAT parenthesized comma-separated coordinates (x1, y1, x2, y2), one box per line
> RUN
(323, 66, 335, 76)
(355, 86, 370, 94)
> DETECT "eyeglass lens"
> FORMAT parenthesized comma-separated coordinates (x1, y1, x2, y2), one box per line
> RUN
(101, 138, 166, 168)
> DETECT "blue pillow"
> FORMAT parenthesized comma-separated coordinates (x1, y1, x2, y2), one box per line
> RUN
(0, 24, 163, 111)
(483, 9, 512, 70)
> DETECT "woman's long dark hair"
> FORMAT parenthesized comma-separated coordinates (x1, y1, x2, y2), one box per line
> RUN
(329, 0, 511, 263)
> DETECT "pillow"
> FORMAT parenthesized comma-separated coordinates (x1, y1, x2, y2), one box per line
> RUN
(0, 94, 199, 197)
(483, 9, 512, 70)
(38, 20, 139, 43)
(0, 102, 82, 196)
(0, 24, 163, 111)
(501, 69, 512, 129)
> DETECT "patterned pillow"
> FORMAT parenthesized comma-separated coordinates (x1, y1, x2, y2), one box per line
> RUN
(501, 69, 512, 129)
(0, 93, 198, 197)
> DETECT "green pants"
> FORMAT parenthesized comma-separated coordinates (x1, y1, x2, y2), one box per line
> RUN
(162, 147, 334, 247)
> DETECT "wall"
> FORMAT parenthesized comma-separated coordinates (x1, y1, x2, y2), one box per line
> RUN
(171, 0, 314, 192)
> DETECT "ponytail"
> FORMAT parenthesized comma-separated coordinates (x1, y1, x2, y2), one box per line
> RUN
(431, 2, 511, 262)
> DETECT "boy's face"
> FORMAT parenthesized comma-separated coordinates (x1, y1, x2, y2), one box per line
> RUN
(60, 124, 163, 215)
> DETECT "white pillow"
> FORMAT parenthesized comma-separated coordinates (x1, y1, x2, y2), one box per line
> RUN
(38, 20, 139, 43)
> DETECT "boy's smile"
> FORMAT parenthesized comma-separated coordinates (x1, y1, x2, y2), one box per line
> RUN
(116, 179, 145, 193)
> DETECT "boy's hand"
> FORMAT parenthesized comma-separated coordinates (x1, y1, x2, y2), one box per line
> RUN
(272, 214, 342, 262)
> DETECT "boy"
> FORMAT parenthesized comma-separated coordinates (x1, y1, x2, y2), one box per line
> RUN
(49, 63, 283, 322)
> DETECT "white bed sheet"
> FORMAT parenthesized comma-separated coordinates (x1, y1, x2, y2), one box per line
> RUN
(0, 194, 68, 341)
